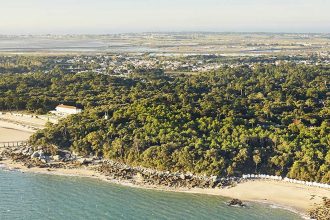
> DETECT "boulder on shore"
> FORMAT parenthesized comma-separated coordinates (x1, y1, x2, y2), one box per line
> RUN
(309, 197, 330, 220)
(21, 147, 33, 156)
(228, 199, 246, 207)
(135, 172, 144, 182)
(77, 158, 93, 165)
(31, 151, 40, 159)
(52, 155, 61, 161)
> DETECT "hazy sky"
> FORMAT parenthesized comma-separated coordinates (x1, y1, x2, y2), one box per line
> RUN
(0, 0, 329, 34)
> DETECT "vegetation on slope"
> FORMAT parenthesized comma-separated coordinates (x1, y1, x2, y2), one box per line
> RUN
(0, 63, 329, 183)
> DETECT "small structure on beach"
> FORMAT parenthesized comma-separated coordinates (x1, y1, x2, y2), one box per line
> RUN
(51, 104, 82, 115)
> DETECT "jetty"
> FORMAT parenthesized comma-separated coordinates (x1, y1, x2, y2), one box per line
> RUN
(0, 141, 28, 148)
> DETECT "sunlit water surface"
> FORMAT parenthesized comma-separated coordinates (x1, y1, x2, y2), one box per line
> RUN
(0, 169, 301, 220)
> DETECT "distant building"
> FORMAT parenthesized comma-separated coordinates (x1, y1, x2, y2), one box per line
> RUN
(53, 104, 82, 115)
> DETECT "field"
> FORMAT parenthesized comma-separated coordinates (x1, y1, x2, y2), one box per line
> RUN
(0, 33, 330, 56)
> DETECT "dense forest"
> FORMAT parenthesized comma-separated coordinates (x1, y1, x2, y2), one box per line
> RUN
(0, 63, 329, 183)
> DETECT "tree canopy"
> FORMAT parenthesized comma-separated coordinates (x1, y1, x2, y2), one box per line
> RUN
(1, 62, 329, 183)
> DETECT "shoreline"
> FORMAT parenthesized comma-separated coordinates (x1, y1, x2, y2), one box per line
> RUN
(0, 111, 52, 130)
(1, 117, 328, 219)
(0, 117, 34, 149)
(0, 158, 323, 219)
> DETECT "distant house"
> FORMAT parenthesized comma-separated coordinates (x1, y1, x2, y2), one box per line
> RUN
(53, 104, 82, 115)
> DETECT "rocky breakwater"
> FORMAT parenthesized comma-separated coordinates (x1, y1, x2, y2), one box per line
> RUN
(0, 145, 81, 169)
(1, 146, 241, 190)
(309, 197, 330, 220)
(97, 161, 241, 189)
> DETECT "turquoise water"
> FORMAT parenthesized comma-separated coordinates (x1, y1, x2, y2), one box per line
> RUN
(0, 169, 301, 220)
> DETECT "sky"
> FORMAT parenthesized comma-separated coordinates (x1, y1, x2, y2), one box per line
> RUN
(0, 0, 329, 34)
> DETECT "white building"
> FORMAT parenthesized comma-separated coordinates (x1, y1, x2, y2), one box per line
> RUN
(54, 104, 82, 115)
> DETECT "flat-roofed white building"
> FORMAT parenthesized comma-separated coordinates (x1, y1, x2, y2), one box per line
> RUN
(54, 104, 82, 115)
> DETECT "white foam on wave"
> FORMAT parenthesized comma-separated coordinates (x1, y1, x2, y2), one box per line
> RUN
(268, 203, 311, 220)
(269, 204, 281, 209)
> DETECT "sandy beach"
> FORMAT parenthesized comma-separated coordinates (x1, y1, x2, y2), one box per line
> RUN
(1, 116, 329, 218)
(0, 127, 33, 142)
(189, 181, 330, 214)
(0, 112, 50, 130)
(0, 112, 48, 143)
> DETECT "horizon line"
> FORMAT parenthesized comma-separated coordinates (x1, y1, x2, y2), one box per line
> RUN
(1, 31, 330, 36)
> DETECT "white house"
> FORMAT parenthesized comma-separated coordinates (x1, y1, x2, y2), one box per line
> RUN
(54, 104, 82, 115)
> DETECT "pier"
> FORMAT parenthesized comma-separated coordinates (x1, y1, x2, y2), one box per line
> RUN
(0, 141, 28, 148)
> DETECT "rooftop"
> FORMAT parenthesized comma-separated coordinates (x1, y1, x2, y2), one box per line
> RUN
(56, 104, 80, 110)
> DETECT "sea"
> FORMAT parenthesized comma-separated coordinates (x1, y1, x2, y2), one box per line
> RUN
(0, 169, 302, 220)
